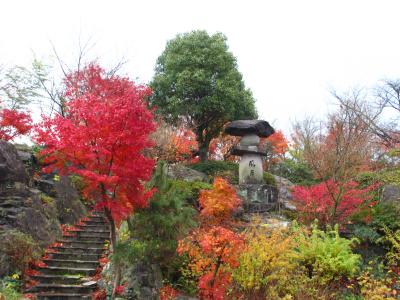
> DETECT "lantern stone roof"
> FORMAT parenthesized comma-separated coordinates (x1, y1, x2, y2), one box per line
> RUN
(224, 120, 275, 137)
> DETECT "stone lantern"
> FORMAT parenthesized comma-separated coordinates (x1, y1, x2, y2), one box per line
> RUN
(225, 120, 278, 213)
(225, 120, 275, 184)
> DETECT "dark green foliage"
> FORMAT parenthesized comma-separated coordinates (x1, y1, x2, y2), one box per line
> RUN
(271, 158, 317, 186)
(349, 224, 380, 244)
(356, 169, 400, 187)
(263, 172, 276, 186)
(189, 160, 238, 177)
(112, 238, 146, 268)
(170, 180, 212, 207)
(0, 230, 42, 274)
(150, 30, 257, 160)
(371, 202, 400, 232)
(127, 161, 197, 278)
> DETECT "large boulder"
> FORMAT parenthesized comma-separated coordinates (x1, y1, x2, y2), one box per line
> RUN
(382, 184, 400, 204)
(54, 176, 87, 224)
(124, 262, 163, 300)
(224, 120, 275, 137)
(0, 140, 28, 184)
(167, 164, 208, 182)
(273, 175, 296, 211)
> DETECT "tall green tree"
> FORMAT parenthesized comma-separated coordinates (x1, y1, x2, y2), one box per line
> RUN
(150, 30, 257, 161)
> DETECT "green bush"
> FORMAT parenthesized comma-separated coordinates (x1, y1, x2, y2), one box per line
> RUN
(371, 202, 400, 232)
(188, 160, 238, 176)
(263, 172, 276, 186)
(271, 158, 317, 186)
(127, 161, 197, 279)
(170, 180, 212, 206)
(0, 275, 23, 300)
(356, 169, 400, 187)
(294, 223, 361, 283)
(0, 230, 42, 273)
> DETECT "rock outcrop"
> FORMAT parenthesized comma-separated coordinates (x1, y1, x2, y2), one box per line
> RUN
(167, 164, 208, 182)
(273, 175, 296, 211)
(0, 141, 87, 276)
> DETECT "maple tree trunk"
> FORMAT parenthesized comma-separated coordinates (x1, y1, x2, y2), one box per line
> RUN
(104, 208, 121, 300)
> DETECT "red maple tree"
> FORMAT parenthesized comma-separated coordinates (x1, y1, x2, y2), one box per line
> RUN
(199, 177, 241, 226)
(34, 64, 156, 250)
(178, 178, 244, 299)
(260, 130, 289, 169)
(0, 102, 32, 141)
(292, 179, 379, 226)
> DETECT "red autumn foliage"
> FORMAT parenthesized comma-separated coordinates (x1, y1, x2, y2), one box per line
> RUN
(178, 226, 244, 300)
(179, 178, 244, 299)
(260, 130, 289, 169)
(209, 135, 240, 161)
(292, 179, 379, 226)
(160, 285, 181, 300)
(115, 284, 126, 295)
(24, 268, 40, 277)
(34, 64, 156, 249)
(0, 104, 32, 141)
(93, 289, 107, 300)
(199, 177, 241, 225)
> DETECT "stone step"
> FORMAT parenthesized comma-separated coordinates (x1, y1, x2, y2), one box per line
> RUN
(0, 199, 25, 208)
(82, 220, 107, 226)
(57, 240, 106, 248)
(76, 224, 109, 231)
(71, 229, 110, 237)
(31, 275, 87, 285)
(61, 235, 108, 243)
(44, 259, 99, 269)
(0, 207, 23, 215)
(28, 283, 96, 294)
(86, 215, 105, 221)
(52, 246, 105, 255)
(38, 266, 97, 276)
(50, 252, 101, 261)
(37, 292, 91, 300)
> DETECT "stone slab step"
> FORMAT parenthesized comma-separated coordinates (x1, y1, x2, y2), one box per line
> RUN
(31, 274, 87, 285)
(44, 259, 99, 269)
(71, 230, 110, 237)
(82, 220, 107, 226)
(61, 235, 109, 242)
(38, 266, 97, 276)
(52, 246, 104, 254)
(57, 240, 106, 248)
(28, 283, 96, 294)
(36, 292, 91, 300)
(76, 224, 109, 231)
(50, 252, 101, 261)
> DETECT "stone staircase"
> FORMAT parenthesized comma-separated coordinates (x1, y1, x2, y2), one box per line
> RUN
(24, 212, 110, 300)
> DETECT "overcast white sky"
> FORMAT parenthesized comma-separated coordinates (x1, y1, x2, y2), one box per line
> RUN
(2, 0, 400, 134)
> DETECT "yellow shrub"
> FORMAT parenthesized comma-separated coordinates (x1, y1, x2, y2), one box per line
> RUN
(232, 225, 302, 298)
(357, 270, 396, 300)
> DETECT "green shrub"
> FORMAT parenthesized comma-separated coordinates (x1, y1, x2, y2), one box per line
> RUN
(356, 169, 400, 187)
(371, 202, 400, 232)
(348, 224, 380, 244)
(188, 160, 238, 177)
(128, 161, 197, 279)
(293, 223, 361, 283)
(271, 158, 317, 186)
(0, 230, 42, 273)
(170, 180, 212, 206)
(0, 275, 23, 300)
(263, 172, 276, 186)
